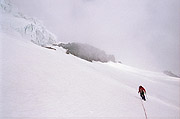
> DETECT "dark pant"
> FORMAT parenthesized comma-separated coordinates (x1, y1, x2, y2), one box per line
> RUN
(140, 92, 146, 101)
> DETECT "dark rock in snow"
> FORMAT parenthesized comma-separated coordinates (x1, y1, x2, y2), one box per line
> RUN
(57, 42, 116, 63)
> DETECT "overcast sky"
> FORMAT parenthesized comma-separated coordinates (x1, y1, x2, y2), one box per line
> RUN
(12, 0, 180, 74)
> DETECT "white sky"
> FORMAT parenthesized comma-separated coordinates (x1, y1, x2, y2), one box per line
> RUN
(12, 0, 180, 74)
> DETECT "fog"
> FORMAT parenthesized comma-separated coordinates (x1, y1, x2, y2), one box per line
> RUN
(12, 0, 180, 74)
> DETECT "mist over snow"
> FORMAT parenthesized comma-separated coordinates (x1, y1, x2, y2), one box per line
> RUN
(56, 42, 116, 62)
(0, 0, 180, 118)
(12, 0, 180, 74)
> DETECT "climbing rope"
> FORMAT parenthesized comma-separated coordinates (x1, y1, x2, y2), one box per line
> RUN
(141, 99, 147, 119)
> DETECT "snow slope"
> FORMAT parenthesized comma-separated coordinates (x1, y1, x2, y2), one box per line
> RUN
(0, 1, 180, 118)
(1, 31, 180, 118)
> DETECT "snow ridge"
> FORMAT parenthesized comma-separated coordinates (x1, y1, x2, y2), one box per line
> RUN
(0, 0, 56, 46)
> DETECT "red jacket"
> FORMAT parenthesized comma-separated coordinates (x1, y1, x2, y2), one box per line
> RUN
(138, 86, 146, 93)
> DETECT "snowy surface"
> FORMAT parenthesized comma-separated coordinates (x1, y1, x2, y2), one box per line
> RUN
(0, 1, 180, 118)
(1, 32, 180, 118)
